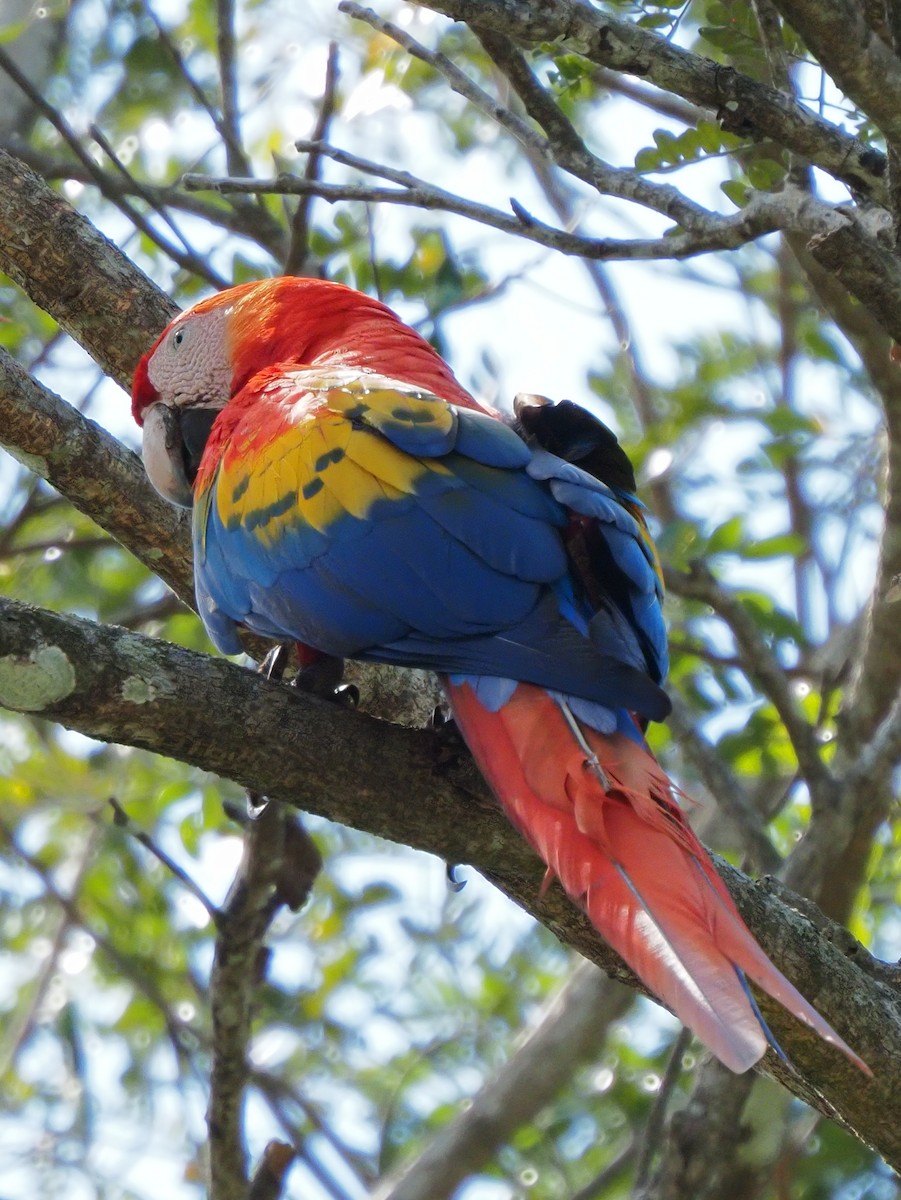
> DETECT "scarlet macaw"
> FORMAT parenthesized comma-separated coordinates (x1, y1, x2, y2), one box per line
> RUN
(132, 276, 864, 1074)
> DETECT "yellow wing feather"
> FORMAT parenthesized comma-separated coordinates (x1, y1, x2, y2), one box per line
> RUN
(211, 373, 454, 548)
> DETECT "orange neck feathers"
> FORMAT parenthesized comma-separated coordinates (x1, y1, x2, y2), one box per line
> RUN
(221, 278, 480, 412)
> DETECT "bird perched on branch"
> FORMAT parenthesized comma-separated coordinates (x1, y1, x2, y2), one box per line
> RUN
(132, 275, 865, 1075)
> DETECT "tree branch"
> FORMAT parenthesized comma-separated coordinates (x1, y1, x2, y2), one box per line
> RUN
(373, 964, 632, 1200)
(665, 695, 782, 874)
(0, 596, 896, 1162)
(208, 804, 288, 1200)
(184, 165, 839, 262)
(342, 3, 716, 233)
(407, 0, 887, 202)
(0, 149, 176, 388)
(665, 563, 834, 801)
(769, 0, 901, 144)
(0, 347, 194, 605)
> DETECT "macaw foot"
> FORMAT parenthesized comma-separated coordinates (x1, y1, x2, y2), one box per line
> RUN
(428, 704, 467, 768)
(428, 704, 456, 734)
(294, 654, 360, 708)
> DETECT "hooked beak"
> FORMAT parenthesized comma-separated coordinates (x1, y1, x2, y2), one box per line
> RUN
(142, 402, 221, 508)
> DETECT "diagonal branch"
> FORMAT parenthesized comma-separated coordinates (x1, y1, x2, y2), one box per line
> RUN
(341, 2, 717, 232)
(666, 695, 782, 874)
(0, 347, 194, 605)
(216, 0, 252, 178)
(408, 0, 886, 202)
(0, 595, 896, 1160)
(665, 564, 835, 801)
(0, 45, 227, 287)
(373, 964, 632, 1200)
(0, 149, 176, 387)
(285, 43, 340, 276)
(768, 0, 901, 144)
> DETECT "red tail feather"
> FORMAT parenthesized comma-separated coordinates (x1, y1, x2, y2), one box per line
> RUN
(445, 679, 868, 1074)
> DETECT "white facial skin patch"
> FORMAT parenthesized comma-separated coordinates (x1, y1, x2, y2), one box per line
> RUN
(147, 303, 234, 409)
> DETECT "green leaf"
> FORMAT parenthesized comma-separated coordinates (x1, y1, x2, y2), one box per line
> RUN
(707, 514, 745, 552)
(740, 532, 807, 559)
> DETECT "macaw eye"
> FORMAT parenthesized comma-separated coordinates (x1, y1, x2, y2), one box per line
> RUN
(173, 328, 185, 348)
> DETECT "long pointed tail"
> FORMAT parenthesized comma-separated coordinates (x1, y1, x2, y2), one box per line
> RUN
(445, 678, 867, 1075)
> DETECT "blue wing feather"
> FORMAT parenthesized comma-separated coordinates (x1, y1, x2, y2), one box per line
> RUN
(194, 374, 671, 725)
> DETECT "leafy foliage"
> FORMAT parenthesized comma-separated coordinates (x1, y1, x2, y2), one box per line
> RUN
(0, 0, 899, 1198)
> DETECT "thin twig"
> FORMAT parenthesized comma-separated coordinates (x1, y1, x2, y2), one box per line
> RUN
(252, 1068, 373, 1188)
(570, 1139, 636, 1200)
(371, 964, 632, 1200)
(408, 0, 886, 202)
(107, 798, 220, 923)
(207, 804, 290, 1200)
(666, 695, 783, 873)
(0, 826, 100, 1079)
(0, 44, 227, 287)
(89, 123, 199, 260)
(0, 815, 198, 1070)
(844, 684, 901, 791)
(285, 43, 340, 275)
(665, 562, 836, 801)
(5, 138, 288, 259)
(750, 0, 792, 92)
(216, 0, 252, 177)
(632, 1026, 693, 1197)
(341, 1, 729, 233)
(184, 166, 833, 263)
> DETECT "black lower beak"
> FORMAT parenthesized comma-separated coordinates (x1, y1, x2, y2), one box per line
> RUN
(179, 407, 220, 485)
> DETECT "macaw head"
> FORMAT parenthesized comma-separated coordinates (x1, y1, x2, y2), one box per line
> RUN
(132, 276, 474, 507)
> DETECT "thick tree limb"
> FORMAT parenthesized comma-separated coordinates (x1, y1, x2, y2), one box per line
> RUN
(0, 596, 897, 1163)
(0, 347, 194, 606)
(406, 0, 886, 201)
(0, 149, 176, 388)
(768, 0, 901, 145)
(208, 804, 288, 1200)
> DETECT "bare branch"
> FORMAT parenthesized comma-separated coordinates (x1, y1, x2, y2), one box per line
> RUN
(0, 149, 176, 387)
(285, 43, 340, 276)
(408, 0, 887, 202)
(183, 166, 829, 262)
(750, 0, 792, 92)
(632, 1026, 694, 1197)
(844, 685, 901, 792)
(0, 45, 228, 287)
(216, 0, 252, 178)
(372, 964, 632, 1200)
(666, 696, 782, 874)
(208, 804, 288, 1200)
(1, 140, 288, 258)
(342, 2, 739, 233)
(637, 1064, 760, 1200)
(0, 347, 195, 606)
(665, 563, 834, 800)
(107, 798, 220, 922)
(0, 812, 198, 1069)
(0, 827, 100, 1079)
